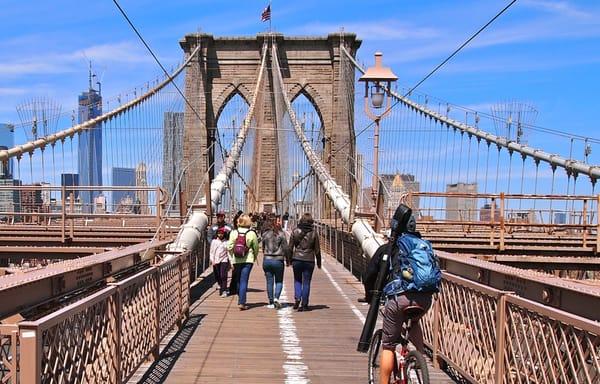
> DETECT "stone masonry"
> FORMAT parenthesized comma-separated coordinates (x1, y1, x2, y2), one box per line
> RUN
(179, 33, 361, 212)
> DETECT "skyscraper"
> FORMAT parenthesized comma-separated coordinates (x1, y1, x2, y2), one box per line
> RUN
(162, 112, 184, 204)
(61, 173, 79, 199)
(0, 124, 15, 179)
(135, 162, 148, 214)
(446, 182, 478, 221)
(77, 71, 103, 212)
(112, 167, 135, 208)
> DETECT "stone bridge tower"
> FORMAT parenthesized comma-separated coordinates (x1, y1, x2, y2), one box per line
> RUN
(180, 33, 361, 214)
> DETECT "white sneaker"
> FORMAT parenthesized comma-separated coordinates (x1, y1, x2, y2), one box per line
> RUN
(273, 299, 282, 309)
(266, 304, 275, 309)
(220, 292, 228, 297)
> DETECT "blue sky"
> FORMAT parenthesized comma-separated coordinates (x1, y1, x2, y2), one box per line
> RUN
(1, 0, 599, 162)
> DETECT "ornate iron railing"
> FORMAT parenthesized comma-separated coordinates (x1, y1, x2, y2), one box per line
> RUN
(0, 239, 207, 384)
(317, 223, 600, 384)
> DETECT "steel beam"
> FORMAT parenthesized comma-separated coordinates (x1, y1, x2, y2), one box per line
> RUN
(0, 240, 170, 319)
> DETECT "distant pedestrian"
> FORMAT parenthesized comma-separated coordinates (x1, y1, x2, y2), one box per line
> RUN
(208, 211, 232, 241)
(228, 214, 259, 310)
(262, 219, 289, 309)
(290, 213, 321, 311)
(210, 227, 230, 297)
(282, 211, 290, 231)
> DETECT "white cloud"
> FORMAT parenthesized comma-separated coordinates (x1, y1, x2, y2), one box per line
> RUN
(0, 41, 152, 78)
(0, 88, 27, 96)
(289, 20, 439, 41)
(523, 0, 593, 19)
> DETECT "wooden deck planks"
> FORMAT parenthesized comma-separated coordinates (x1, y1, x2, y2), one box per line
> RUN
(131, 253, 455, 383)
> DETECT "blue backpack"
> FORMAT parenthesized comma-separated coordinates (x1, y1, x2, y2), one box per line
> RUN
(383, 233, 441, 296)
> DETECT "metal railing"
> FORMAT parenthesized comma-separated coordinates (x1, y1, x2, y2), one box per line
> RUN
(365, 192, 600, 253)
(0, 239, 209, 383)
(317, 223, 600, 384)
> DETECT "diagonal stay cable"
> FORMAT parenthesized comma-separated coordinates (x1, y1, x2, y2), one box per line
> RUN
(111, 0, 226, 159)
(333, 0, 518, 157)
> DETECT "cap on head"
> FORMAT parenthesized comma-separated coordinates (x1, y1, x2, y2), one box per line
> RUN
(217, 211, 225, 217)
(217, 227, 226, 235)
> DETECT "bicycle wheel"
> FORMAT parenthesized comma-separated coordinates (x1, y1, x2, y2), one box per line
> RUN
(367, 329, 383, 384)
(404, 350, 430, 384)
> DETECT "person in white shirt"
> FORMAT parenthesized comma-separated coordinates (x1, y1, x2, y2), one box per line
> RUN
(210, 227, 230, 297)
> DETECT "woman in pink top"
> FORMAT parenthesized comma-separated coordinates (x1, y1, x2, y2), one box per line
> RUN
(210, 228, 230, 297)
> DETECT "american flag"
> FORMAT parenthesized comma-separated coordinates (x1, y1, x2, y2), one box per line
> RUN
(261, 5, 271, 22)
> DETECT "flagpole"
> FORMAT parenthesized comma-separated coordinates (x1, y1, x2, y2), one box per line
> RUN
(269, 0, 272, 33)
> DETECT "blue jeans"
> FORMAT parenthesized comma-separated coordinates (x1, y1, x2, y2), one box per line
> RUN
(263, 258, 284, 303)
(292, 260, 315, 307)
(237, 263, 253, 305)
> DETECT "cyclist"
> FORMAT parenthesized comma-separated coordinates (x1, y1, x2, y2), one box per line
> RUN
(375, 204, 438, 384)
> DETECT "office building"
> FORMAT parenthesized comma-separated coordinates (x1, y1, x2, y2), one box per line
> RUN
(446, 182, 478, 221)
(162, 112, 184, 204)
(112, 167, 136, 208)
(381, 173, 420, 218)
(77, 75, 103, 211)
(135, 162, 148, 214)
(61, 173, 79, 199)
(0, 124, 15, 179)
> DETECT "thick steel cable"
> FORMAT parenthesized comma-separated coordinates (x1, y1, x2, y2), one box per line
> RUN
(0, 44, 201, 162)
(342, 45, 600, 185)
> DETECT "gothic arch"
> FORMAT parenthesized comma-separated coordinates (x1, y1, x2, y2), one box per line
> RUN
(213, 83, 253, 124)
(288, 83, 327, 131)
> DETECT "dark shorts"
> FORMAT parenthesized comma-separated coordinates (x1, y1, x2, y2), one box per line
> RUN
(381, 291, 433, 351)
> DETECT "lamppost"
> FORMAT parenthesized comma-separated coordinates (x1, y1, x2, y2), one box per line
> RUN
(358, 52, 398, 205)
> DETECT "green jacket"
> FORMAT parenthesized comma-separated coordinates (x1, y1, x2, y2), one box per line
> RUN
(227, 227, 259, 264)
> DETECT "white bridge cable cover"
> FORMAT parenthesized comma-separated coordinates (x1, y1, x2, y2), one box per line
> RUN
(272, 43, 383, 258)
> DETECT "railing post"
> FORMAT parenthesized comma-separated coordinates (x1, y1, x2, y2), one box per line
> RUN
(582, 199, 588, 248)
(490, 197, 496, 247)
(499, 193, 505, 251)
(69, 192, 75, 239)
(494, 294, 508, 383)
(432, 296, 441, 369)
(596, 194, 600, 254)
(61, 185, 66, 242)
(113, 289, 123, 384)
(155, 187, 162, 238)
(153, 268, 160, 360)
(19, 325, 41, 384)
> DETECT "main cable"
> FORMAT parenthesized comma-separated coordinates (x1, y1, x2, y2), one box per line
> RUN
(334, 0, 518, 157)
(111, 0, 227, 159)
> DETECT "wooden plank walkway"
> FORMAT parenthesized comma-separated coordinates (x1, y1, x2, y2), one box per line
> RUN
(130, 253, 454, 383)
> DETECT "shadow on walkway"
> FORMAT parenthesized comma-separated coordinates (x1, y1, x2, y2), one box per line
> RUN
(136, 277, 214, 383)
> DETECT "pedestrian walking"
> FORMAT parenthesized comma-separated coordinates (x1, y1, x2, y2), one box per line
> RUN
(210, 227, 230, 296)
(262, 218, 289, 309)
(290, 213, 321, 311)
(227, 214, 259, 310)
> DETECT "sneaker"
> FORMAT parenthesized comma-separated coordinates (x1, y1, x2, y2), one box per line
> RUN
(298, 306, 309, 312)
(238, 304, 249, 311)
(220, 292, 228, 297)
(273, 299, 282, 309)
(266, 304, 275, 309)
(293, 300, 300, 310)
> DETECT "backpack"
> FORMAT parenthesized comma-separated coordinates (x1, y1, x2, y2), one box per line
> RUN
(232, 230, 250, 258)
(383, 233, 441, 296)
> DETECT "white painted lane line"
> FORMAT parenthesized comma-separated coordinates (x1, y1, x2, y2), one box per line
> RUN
(322, 264, 366, 325)
(278, 285, 310, 384)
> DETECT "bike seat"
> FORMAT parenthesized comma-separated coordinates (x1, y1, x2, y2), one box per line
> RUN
(403, 305, 425, 320)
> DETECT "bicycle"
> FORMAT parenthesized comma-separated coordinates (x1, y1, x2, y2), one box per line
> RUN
(368, 304, 430, 384)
